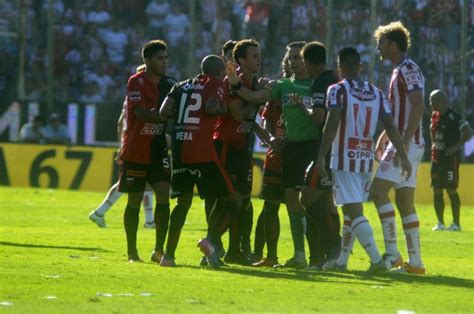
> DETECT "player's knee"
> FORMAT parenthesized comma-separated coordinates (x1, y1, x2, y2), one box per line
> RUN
(177, 194, 193, 210)
(446, 189, 458, 197)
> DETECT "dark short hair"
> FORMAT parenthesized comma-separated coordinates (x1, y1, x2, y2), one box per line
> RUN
(338, 47, 361, 66)
(233, 39, 259, 65)
(142, 39, 167, 59)
(221, 40, 237, 56)
(301, 41, 326, 65)
(201, 54, 225, 76)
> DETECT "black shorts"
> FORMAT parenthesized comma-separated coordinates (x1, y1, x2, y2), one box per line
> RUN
(118, 158, 171, 193)
(282, 140, 318, 189)
(171, 161, 235, 199)
(214, 141, 253, 195)
(304, 153, 333, 191)
(260, 169, 284, 201)
(431, 156, 459, 189)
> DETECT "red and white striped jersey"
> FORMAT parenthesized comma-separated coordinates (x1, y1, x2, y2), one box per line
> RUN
(327, 79, 392, 173)
(388, 57, 425, 144)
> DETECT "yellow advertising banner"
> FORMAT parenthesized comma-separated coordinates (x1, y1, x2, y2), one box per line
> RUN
(1, 143, 473, 205)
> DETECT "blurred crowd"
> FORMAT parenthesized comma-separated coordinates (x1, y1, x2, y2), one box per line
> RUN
(0, 0, 472, 119)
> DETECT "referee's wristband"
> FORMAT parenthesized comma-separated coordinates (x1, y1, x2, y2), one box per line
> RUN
(230, 81, 242, 91)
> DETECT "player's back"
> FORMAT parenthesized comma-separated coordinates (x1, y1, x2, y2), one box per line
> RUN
(329, 79, 387, 173)
(171, 74, 225, 163)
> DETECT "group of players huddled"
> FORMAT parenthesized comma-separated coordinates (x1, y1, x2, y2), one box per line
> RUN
(88, 20, 472, 275)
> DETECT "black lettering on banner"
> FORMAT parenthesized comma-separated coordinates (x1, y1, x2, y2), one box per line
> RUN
(0, 147, 10, 185)
(30, 150, 59, 188)
(65, 151, 92, 189)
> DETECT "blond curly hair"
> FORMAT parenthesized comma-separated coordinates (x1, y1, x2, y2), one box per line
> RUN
(374, 21, 411, 52)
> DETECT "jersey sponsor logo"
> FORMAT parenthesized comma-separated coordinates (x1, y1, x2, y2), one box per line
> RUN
(217, 87, 225, 101)
(138, 77, 144, 85)
(312, 92, 325, 105)
(349, 88, 376, 101)
(301, 96, 313, 108)
(140, 123, 165, 135)
(173, 167, 202, 178)
(347, 138, 374, 159)
(237, 121, 253, 133)
(128, 91, 141, 102)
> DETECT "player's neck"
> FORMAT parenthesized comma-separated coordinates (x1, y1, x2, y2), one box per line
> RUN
(145, 69, 161, 85)
(294, 72, 310, 80)
(311, 65, 327, 78)
(391, 52, 406, 66)
(241, 68, 255, 82)
(438, 106, 448, 115)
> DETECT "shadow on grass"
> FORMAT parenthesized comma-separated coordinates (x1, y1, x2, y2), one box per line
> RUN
(0, 241, 110, 252)
(179, 264, 474, 289)
(179, 264, 389, 286)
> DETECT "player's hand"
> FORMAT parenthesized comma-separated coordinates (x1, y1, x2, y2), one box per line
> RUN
(400, 156, 412, 180)
(375, 139, 386, 162)
(445, 145, 458, 157)
(226, 61, 240, 86)
(268, 137, 283, 155)
(316, 156, 328, 180)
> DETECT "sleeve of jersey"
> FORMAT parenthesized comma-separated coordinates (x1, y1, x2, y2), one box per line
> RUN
(378, 90, 392, 117)
(400, 65, 423, 92)
(270, 80, 282, 101)
(127, 77, 146, 111)
(458, 118, 470, 131)
(311, 82, 327, 109)
(326, 84, 342, 110)
(167, 82, 180, 102)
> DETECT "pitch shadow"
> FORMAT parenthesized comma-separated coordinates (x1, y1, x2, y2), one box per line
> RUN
(0, 241, 110, 253)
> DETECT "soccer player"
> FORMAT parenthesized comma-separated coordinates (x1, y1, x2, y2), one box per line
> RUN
(371, 21, 426, 274)
(213, 39, 266, 265)
(430, 89, 472, 231)
(300, 41, 342, 269)
(89, 97, 154, 229)
(317, 47, 411, 273)
(252, 53, 292, 267)
(119, 40, 176, 262)
(159, 54, 238, 267)
(227, 41, 316, 268)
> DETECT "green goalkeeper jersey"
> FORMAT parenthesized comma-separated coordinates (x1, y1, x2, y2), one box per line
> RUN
(271, 76, 318, 141)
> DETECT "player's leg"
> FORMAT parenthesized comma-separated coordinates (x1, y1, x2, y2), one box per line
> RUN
(162, 193, 193, 266)
(431, 160, 445, 230)
(142, 184, 155, 228)
(89, 181, 123, 227)
(446, 156, 461, 230)
(370, 177, 401, 265)
(239, 196, 253, 256)
(432, 187, 445, 230)
(118, 161, 147, 262)
(149, 155, 172, 262)
(204, 198, 216, 223)
(253, 205, 265, 261)
(447, 188, 461, 230)
(199, 163, 240, 267)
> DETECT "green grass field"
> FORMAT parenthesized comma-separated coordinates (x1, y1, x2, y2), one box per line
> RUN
(0, 187, 473, 313)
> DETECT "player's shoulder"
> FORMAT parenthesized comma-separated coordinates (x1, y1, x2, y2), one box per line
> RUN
(446, 108, 461, 121)
(162, 75, 178, 88)
(127, 71, 146, 86)
(399, 58, 422, 75)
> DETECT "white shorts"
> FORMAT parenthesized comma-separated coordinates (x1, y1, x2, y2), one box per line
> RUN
(332, 170, 372, 206)
(374, 141, 425, 189)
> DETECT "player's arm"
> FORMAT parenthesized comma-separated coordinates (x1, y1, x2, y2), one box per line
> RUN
(159, 96, 176, 119)
(127, 78, 165, 122)
(403, 89, 425, 144)
(226, 61, 272, 104)
(381, 114, 412, 179)
(227, 97, 258, 122)
(253, 122, 281, 154)
(117, 111, 124, 142)
(316, 85, 341, 177)
(445, 120, 473, 156)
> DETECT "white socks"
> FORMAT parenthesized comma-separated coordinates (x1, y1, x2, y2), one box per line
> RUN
(402, 213, 423, 267)
(336, 215, 355, 266)
(95, 182, 123, 215)
(377, 203, 398, 256)
(351, 216, 382, 264)
(142, 191, 154, 223)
